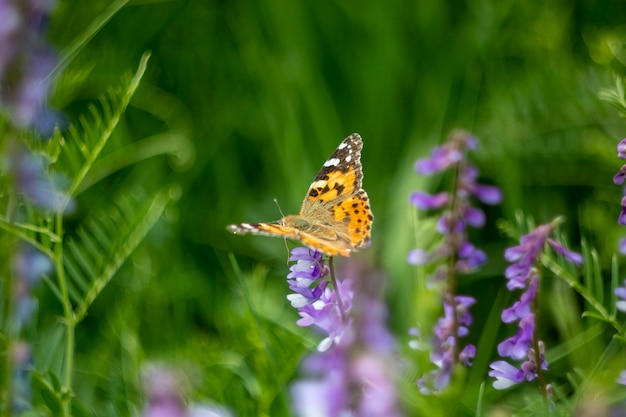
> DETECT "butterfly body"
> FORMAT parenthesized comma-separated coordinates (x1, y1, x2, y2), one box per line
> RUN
(227, 133, 373, 257)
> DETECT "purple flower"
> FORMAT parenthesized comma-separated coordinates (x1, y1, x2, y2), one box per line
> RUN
(489, 361, 525, 389)
(489, 344, 548, 390)
(410, 191, 450, 209)
(415, 296, 477, 394)
(290, 261, 402, 417)
(287, 248, 352, 352)
(504, 222, 582, 290)
(415, 147, 463, 174)
(286, 247, 328, 308)
(614, 165, 626, 185)
(547, 238, 584, 264)
(502, 276, 538, 323)
(409, 131, 500, 276)
(497, 314, 535, 360)
(490, 220, 580, 390)
(0, 0, 60, 133)
(618, 138, 626, 159)
(410, 131, 498, 393)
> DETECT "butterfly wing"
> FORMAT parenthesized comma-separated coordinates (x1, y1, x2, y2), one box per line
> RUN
(298, 133, 373, 252)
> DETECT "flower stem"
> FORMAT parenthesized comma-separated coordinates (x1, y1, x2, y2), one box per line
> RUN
(446, 159, 463, 365)
(328, 257, 347, 322)
(54, 212, 74, 417)
(532, 266, 549, 407)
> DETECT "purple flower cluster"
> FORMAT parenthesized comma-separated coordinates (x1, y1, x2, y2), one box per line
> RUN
(286, 248, 352, 352)
(409, 131, 500, 273)
(0, 0, 59, 133)
(614, 139, 626, 232)
(489, 221, 582, 390)
(416, 295, 477, 394)
(409, 130, 501, 393)
(288, 251, 402, 416)
(611, 138, 626, 385)
(1, 0, 68, 213)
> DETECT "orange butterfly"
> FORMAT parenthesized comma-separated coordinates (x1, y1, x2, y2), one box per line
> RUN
(227, 133, 373, 257)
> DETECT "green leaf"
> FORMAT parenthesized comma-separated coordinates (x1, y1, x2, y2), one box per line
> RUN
(31, 371, 63, 416)
(53, 52, 151, 201)
(62, 185, 179, 323)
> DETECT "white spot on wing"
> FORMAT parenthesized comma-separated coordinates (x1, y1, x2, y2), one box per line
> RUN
(345, 155, 352, 163)
(324, 157, 340, 167)
(338, 142, 348, 149)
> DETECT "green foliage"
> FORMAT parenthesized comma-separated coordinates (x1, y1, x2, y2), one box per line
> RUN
(3, 0, 626, 416)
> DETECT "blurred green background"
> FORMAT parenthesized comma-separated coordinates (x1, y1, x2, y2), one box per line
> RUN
(40, 0, 626, 414)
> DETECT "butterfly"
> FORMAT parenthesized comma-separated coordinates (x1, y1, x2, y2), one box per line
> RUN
(227, 133, 373, 257)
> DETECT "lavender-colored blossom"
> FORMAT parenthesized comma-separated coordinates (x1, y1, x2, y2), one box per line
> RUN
(416, 296, 477, 394)
(286, 247, 328, 308)
(410, 131, 498, 393)
(415, 147, 463, 174)
(489, 345, 548, 390)
(286, 248, 352, 352)
(503, 223, 582, 290)
(502, 276, 538, 323)
(614, 165, 626, 185)
(290, 260, 402, 417)
(410, 191, 450, 209)
(0, 0, 60, 133)
(618, 138, 626, 159)
(489, 360, 525, 390)
(497, 314, 535, 360)
(547, 238, 584, 264)
(490, 220, 581, 390)
(409, 131, 501, 276)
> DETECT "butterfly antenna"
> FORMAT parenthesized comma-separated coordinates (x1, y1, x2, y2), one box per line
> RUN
(273, 198, 286, 218)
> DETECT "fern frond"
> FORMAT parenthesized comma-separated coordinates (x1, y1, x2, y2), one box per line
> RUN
(56, 185, 178, 324)
(54, 52, 150, 202)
